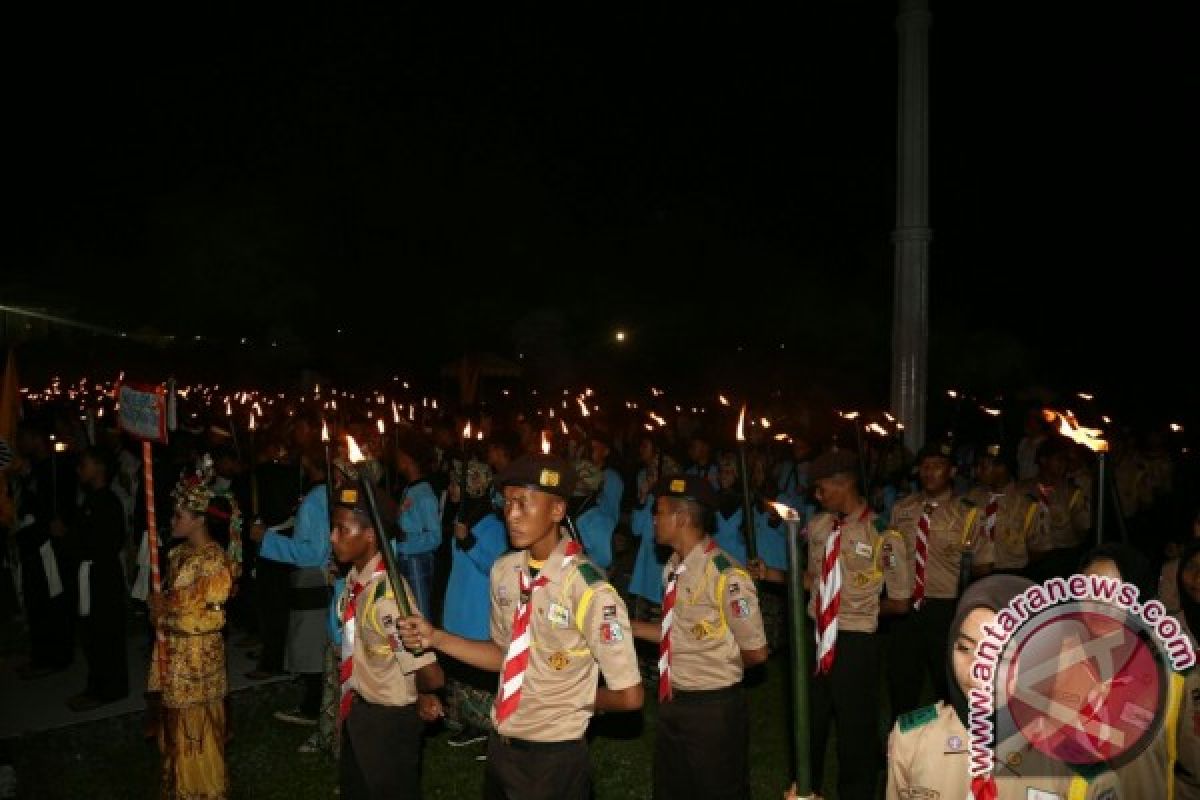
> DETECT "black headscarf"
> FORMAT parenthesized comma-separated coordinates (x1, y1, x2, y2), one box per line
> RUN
(946, 574, 1035, 726)
(1178, 542, 1200, 640)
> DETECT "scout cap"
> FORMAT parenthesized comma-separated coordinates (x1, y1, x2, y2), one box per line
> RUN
(915, 439, 955, 466)
(808, 449, 861, 482)
(495, 453, 578, 500)
(653, 473, 718, 510)
(333, 486, 373, 521)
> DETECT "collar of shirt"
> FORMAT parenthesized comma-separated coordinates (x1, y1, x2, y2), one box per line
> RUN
(346, 552, 385, 586)
(521, 535, 575, 585)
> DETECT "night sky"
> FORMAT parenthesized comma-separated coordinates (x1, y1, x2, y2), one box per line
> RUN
(8, 4, 1197, 415)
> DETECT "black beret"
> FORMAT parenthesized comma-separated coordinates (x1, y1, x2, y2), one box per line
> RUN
(332, 486, 373, 520)
(653, 473, 718, 510)
(915, 440, 956, 465)
(495, 454, 577, 500)
(809, 449, 860, 482)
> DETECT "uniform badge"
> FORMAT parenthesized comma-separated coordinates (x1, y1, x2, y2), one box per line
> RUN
(1025, 790, 1060, 800)
(602, 604, 617, 621)
(731, 598, 750, 618)
(600, 622, 624, 643)
(854, 541, 873, 558)
(547, 602, 570, 629)
(729, 582, 739, 594)
(548, 651, 570, 670)
(381, 613, 394, 628)
(691, 622, 709, 640)
(881, 542, 897, 568)
(947, 735, 962, 751)
(853, 572, 870, 588)
(497, 585, 510, 607)
(1006, 752, 1022, 767)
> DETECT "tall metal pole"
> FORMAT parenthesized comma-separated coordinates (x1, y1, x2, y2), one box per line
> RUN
(891, 0, 932, 453)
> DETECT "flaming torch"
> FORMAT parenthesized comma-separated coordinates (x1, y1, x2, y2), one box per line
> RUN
(1042, 409, 1118, 544)
(459, 422, 472, 524)
(347, 435, 420, 646)
(735, 406, 759, 562)
(770, 501, 812, 798)
(248, 413, 260, 518)
(321, 419, 334, 528)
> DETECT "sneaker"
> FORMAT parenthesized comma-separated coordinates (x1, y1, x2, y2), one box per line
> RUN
(447, 727, 487, 748)
(273, 707, 318, 726)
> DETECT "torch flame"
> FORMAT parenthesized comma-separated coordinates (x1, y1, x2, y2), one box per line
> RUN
(463, 422, 472, 439)
(392, 401, 400, 424)
(577, 397, 590, 417)
(838, 410, 859, 421)
(248, 413, 256, 431)
(981, 406, 1002, 417)
(1043, 409, 1109, 453)
(346, 435, 365, 463)
(225, 397, 232, 416)
(768, 501, 800, 522)
(376, 419, 385, 435)
(541, 431, 551, 455)
(1170, 423, 1183, 433)
(718, 394, 730, 407)
(560, 419, 569, 435)
(736, 405, 747, 441)
(321, 419, 329, 442)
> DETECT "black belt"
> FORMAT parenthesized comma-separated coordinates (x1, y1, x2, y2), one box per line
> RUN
(491, 733, 583, 752)
(669, 684, 743, 705)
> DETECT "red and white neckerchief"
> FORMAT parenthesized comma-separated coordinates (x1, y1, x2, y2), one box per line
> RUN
(984, 492, 1002, 543)
(815, 513, 844, 675)
(338, 561, 387, 722)
(659, 538, 717, 702)
(494, 539, 582, 723)
(970, 774, 997, 800)
(913, 502, 937, 610)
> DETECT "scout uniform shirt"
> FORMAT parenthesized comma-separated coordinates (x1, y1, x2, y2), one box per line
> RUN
(886, 701, 971, 800)
(342, 553, 437, 707)
(661, 537, 767, 691)
(806, 506, 913, 632)
(891, 491, 986, 600)
(967, 482, 1050, 571)
(886, 702, 1126, 800)
(1018, 478, 1090, 551)
(1174, 615, 1200, 800)
(489, 535, 641, 741)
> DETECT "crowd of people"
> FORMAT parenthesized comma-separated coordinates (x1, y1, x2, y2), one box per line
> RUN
(1, 389, 1196, 799)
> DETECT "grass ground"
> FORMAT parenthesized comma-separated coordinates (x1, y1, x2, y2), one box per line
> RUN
(9, 653, 855, 800)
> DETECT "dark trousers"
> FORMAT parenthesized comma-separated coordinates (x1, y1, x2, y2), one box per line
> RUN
(811, 631, 882, 800)
(887, 597, 956, 718)
(484, 733, 589, 800)
(255, 558, 292, 673)
(654, 686, 750, 800)
(82, 575, 129, 700)
(340, 696, 422, 800)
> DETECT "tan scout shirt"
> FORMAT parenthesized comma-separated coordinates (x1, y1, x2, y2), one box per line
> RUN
(886, 701, 970, 800)
(488, 535, 641, 741)
(343, 554, 437, 707)
(890, 491, 984, 600)
(967, 482, 1049, 571)
(661, 537, 767, 692)
(1175, 616, 1200, 800)
(1018, 479, 1090, 551)
(992, 722, 1124, 800)
(807, 505, 912, 633)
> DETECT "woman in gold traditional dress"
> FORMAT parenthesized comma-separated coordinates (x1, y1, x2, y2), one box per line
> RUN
(149, 459, 241, 800)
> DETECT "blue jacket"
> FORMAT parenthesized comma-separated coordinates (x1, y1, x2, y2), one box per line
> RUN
(260, 484, 331, 568)
(395, 480, 441, 556)
(442, 513, 508, 641)
(713, 507, 789, 571)
(575, 505, 616, 570)
(597, 467, 624, 521)
(628, 468, 665, 603)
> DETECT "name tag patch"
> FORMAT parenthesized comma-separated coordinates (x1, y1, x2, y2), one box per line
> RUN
(854, 541, 873, 558)
(731, 598, 750, 618)
(602, 604, 618, 621)
(547, 602, 570, 629)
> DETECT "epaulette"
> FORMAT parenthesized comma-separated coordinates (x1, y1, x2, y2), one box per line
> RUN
(898, 704, 939, 732)
(372, 577, 390, 602)
(712, 552, 734, 573)
(575, 561, 606, 586)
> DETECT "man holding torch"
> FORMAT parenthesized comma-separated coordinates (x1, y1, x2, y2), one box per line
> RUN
(803, 449, 912, 800)
(631, 474, 768, 800)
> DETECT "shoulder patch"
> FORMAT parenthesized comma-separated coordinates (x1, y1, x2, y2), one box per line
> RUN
(872, 516, 887, 534)
(959, 496, 976, 508)
(575, 562, 606, 586)
(372, 578, 389, 602)
(898, 704, 939, 733)
(712, 553, 733, 573)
